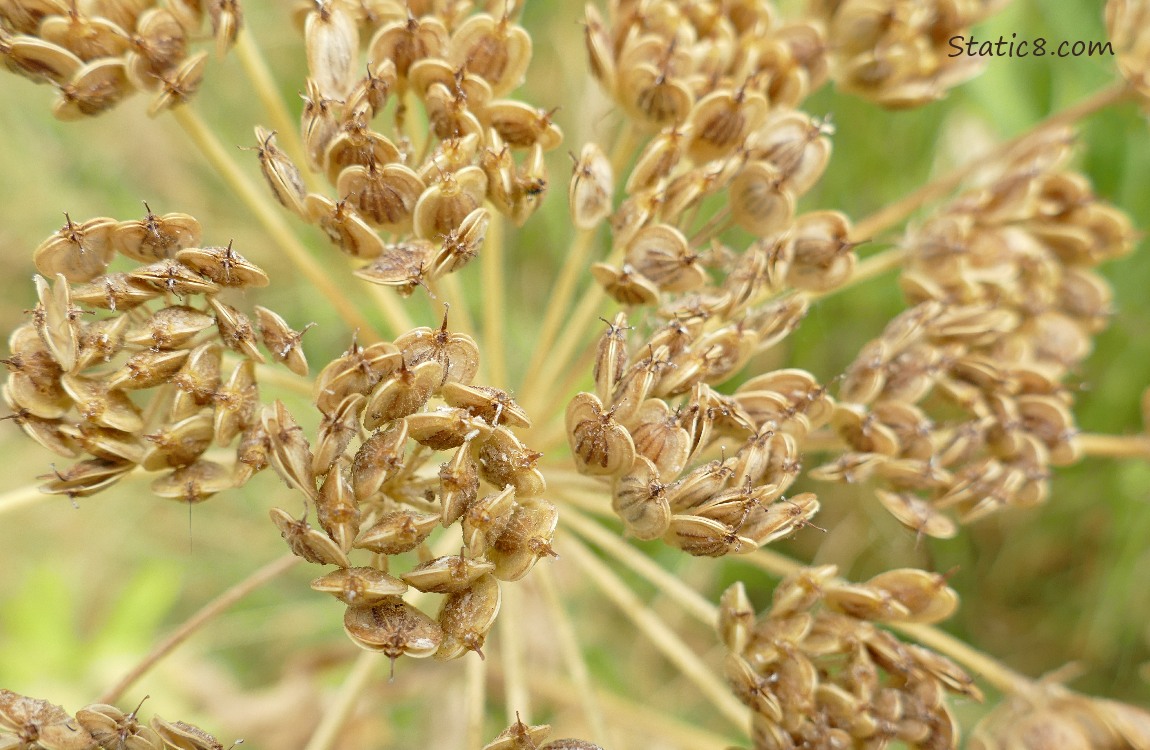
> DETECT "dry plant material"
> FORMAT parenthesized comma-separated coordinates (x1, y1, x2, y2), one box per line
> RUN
(4, 209, 308, 503)
(0, 0, 240, 118)
(0, 688, 237, 750)
(720, 569, 979, 750)
(260, 307, 555, 664)
(241, 0, 564, 291)
(813, 131, 1137, 530)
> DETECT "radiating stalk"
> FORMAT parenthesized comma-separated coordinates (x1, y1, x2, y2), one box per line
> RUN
(100, 554, 299, 704)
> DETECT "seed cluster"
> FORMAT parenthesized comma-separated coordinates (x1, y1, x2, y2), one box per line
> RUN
(813, 129, 1136, 534)
(263, 311, 556, 663)
(970, 682, 1150, 750)
(4, 210, 303, 502)
(567, 0, 855, 556)
(251, 0, 561, 293)
(0, 690, 233, 750)
(0, 0, 240, 119)
(807, 0, 1001, 108)
(483, 718, 603, 750)
(719, 567, 979, 750)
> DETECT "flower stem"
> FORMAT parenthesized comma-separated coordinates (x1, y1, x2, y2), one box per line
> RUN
(99, 554, 299, 704)
(1077, 433, 1150, 460)
(170, 106, 381, 341)
(561, 504, 716, 625)
(232, 28, 323, 194)
(535, 564, 614, 745)
(466, 648, 488, 750)
(302, 650, 383, 750)
(482, 207, 508, 388)
(560, 532, 750, 731)
(850, 81, 1134, 242)
(519, 226, 599, 394)
(498, 583, 531, 723)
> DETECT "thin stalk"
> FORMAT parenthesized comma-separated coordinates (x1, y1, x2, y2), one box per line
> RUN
(100, 554, 299, 704)
(435, 272, 486, 383)
(498, 583, 531, 723)
(521, 279, 604, 419)
(535, 564, 613, 745)
(1076, 433, 1150, 460)
(232, 29, 322, 194)
(524, 672, 740, 749)
(561, 532, 749, 731)
(561, 505, 716, 626)
(534, 343, 598, 454)
(302, 534, 457, 750)
(302, 650, 383, 750)
(367, 285, 417, 338)
(0, 483, 50, 515)
(170, 106, 381, 341)
(482, 208, 508, 388)
(252, 362, 312, 396)
(466, 650, 487, 750)
(804, 246, 908, 302)
(850, 81, 1133, 242)
(519, 226, 599, 393)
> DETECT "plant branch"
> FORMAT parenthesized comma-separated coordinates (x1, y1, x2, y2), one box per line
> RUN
(99, 554, 299, 704)
(560, 532, 749, 731)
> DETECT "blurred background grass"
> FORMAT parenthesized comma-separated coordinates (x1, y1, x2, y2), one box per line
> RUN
(0, 0, 1147, 745)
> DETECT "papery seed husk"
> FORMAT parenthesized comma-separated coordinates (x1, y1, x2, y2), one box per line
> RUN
(403, 554, 496, 594)
(354, 509, 440, 555)
(311, 566, 407, 606)
(33, 215, 117, 283)
(151, 459, 233, 504)
(177, 242, 270, 288)
(343, 595, 444, 659)
(262, 400, 318, 500)
(351, 420, 408, 502)
(270, 506, 350, 566)
(142, 413, 213, 470)
(113, 210, 201, 263)
(440, 440, 479, 526)
(436, 572, 501, 660)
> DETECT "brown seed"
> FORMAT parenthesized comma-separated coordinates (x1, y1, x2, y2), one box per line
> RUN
(436, 573, 501, 659)
(363, 358, 444, 428)
(569, 143, 613, 230)
(262, 400, 318, 501)
(213, 359, 259, 446)
(33, 214, 117, 283)
(355, 509, 441, 555)
(343, 595, 444, 661)
(305, 1, 359, 100)
(311, 566, 407, 606)
(474, 424, 545, 496)
(394, 309, 481, 388)
(148, 49, 209, 117)
(305, 194, 386, 259)
(150, 716, 227, 750)
(439, 440, 479, 526)
(270, 506, 350, 566)
(485, 498, 558, 580)
(312, 393, 365, 473)
(113, 208, 202, 265)
(351, 420, 409, 502)
(315, 466, 359, 550)
(177, 241, 270, 288)
(209, 298, 265, 363)
(403, 553, 496, 594)
(125, 305, 214, 350)
(151, 459, 233, 504)
(142, 413, 213, 470)
(612, 455, 671, 540)
(39, 457, 134, 497)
